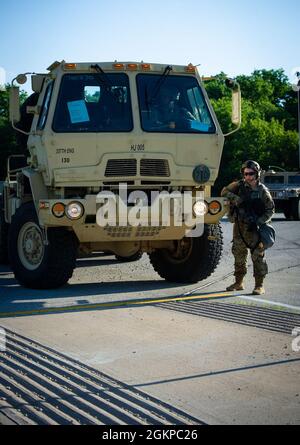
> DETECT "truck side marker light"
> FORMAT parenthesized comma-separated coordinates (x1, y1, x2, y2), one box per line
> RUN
(127, 63, 138, 71)
(185, 64, 196, 73)
(64, 63, 77, 70)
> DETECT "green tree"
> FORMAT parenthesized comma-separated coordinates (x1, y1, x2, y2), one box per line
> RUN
(0, 86, 27, 180)
(205, 69, 299, 193)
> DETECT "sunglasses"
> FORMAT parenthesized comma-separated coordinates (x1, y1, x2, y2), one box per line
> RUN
(244, 172, 256, 177)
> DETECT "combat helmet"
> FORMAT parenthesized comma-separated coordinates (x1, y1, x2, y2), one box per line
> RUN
(241, 160, 261, 179)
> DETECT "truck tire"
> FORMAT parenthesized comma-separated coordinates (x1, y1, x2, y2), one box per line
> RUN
(0, 203, 9, 265)
(291, 197, 300, 221)
(148, 223, 223, 283)
(8, 202, 78, 289)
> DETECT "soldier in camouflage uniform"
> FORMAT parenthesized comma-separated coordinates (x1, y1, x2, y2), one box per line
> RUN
(221, 160, 275, 295)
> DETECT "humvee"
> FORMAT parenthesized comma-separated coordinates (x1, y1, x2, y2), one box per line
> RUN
(261, 168, 300, 220)
(0, 61, 241, 289)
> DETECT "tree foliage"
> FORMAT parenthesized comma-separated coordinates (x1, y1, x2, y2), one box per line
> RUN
(0, 86, 27, 180)
(206, 69, 299, 193)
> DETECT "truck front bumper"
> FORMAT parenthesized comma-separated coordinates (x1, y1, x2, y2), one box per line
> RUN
(38, 195, 228, 242)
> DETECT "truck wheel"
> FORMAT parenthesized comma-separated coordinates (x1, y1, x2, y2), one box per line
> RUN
(0, 205, 9, 265)
(115, 252, 143, 262)
(8, 202, 78, 289)
(149, 223, 223, 283)
(291, 198, 300, 221)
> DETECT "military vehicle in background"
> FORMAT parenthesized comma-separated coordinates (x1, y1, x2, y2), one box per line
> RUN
(261, 167, 300, 220)
(1, 60, 241, 289)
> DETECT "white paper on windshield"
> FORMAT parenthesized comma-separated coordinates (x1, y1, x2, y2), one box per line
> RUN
(67, 100, 90, 124)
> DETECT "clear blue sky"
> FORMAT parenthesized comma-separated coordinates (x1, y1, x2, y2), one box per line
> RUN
(1, 0, 299, 92)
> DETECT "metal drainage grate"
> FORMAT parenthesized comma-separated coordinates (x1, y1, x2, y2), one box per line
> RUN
(0, 328, 202, 425)
(158, 301, 300, 334)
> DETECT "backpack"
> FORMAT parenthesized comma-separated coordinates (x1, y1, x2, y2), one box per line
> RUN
(258, 223, 276, 250)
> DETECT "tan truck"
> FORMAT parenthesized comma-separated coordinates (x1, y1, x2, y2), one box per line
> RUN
(0, 61, 241, 288)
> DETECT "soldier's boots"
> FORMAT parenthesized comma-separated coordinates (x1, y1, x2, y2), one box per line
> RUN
(253, 276, 265, 295)
(226, 275, 245, 291)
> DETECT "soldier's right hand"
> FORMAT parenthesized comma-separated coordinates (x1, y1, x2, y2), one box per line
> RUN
(231, 196, 243, 207)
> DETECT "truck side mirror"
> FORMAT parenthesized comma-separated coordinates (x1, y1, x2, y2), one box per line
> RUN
(9, 86, 20, 123)
(31, 74, 46, 93)
(231, 88, 241, 126)
(223, 78, 241, 136)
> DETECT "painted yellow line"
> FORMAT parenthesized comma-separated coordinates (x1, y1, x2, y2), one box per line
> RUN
(0, 291, 232, 318)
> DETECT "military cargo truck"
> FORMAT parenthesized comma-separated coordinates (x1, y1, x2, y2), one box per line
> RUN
(261, 168, 300, 220)
(1, 61, 241, 288)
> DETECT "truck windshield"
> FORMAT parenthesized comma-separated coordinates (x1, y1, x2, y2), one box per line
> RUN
(136, 74, 216, 134)
(288, 175, 300, 185)
(52, 73, 133, 132)
(264, 176, 284, 184)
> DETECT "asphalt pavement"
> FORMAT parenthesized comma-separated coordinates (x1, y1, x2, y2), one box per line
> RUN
(0, 214, 299, 425)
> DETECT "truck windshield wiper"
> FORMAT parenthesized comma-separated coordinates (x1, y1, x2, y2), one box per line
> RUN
(91, 63, 124, 105)
(90, 64, 113, 91)
(146, 65, 173, 106)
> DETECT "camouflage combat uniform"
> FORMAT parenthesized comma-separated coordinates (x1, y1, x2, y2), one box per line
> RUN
(221, 179, 275, 283)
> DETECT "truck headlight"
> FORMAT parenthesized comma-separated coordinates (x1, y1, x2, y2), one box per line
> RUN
(66, 201, 84, 220)
(193, 200, 208, 216)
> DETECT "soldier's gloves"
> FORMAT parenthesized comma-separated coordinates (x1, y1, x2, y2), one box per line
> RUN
(230, 197, 243, 208)
(238, 196, 244, 205)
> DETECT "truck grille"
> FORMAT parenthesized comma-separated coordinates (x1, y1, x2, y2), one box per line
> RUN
(105, 159, 137, 177)
(103, 226, 165, 238)
(105, 159, 170, 178)
(140, 159, 170, 177)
